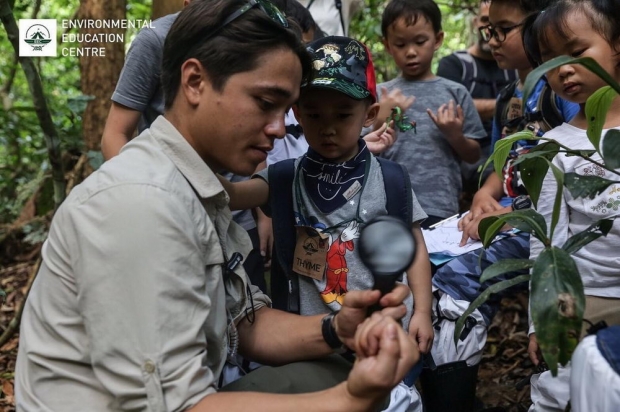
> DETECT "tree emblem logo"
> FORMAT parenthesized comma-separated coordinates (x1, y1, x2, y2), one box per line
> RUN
(24, 24, 52, 51)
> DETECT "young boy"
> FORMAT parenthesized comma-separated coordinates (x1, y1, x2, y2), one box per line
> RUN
(225, 35, 433, 348)
(377, 0, 487, 226)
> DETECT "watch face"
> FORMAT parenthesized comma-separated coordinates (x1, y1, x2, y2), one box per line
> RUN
(513, 196, 532, 210)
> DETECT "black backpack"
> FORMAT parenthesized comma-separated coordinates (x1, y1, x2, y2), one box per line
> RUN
(267, 157, 413, 313)
(494, 79, 564, 136)
(453, 50, 517, 97)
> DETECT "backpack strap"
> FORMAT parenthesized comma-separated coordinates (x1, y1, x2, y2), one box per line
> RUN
(454, 50, 477, 95)
(334, 0, 345, 35)
(495, 79, 519, 135)
(269, 157, 413, 314)
(533, 81, 564, 133)
(267, 159, 300, 313)
(376, 157, 413, 227)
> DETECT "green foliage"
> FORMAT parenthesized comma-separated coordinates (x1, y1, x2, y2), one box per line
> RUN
(0, 0, 152, 223)
(456, 56, 620, 375)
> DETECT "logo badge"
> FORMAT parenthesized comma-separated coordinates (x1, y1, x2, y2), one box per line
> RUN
(19, 19, 57, 57)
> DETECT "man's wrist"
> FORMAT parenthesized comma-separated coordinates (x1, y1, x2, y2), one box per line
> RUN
(322, 311, 345, 350)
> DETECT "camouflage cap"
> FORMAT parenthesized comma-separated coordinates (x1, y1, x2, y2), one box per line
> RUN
(303, 36, 377, 102)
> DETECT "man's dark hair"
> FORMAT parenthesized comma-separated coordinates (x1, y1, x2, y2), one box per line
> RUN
(381, 0, 442, 38)
(162, 0, 313, 109)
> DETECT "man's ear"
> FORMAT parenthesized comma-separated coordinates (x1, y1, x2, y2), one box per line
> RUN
(434, 31, 445, 51)
(183, 0, 191, 7)
(180, 58, 206, 106)
(364, 102, 380, 127)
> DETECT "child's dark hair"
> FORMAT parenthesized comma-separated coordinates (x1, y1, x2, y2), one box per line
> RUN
(529, 0, 620, 65)
(381, 0, 442, 38)
(282, 0, 320, 37)
(162, 0, 313, 109)
(488, 0, 553, 14)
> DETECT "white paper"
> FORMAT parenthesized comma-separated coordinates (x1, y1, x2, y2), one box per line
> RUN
(422, 217, 484, 257)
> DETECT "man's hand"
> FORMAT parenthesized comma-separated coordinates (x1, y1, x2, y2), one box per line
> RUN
(334, 284, 409, 350)
(347, 315, 419, 403)
(427, 100, 464, 140)
(408, 312, 434, 354)
(363, 121, 396, 154)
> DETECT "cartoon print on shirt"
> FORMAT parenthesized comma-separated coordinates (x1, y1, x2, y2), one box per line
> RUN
(321, 220, 360, 306)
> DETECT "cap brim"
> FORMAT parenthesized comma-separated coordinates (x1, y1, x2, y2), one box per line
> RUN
(303, 78, 371, 100)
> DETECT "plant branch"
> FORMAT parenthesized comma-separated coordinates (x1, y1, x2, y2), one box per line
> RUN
(0, 0, 66, 209)
(538, 137, 620, 177)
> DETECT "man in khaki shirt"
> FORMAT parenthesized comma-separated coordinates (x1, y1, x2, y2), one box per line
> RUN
(15, 0, 419, 410)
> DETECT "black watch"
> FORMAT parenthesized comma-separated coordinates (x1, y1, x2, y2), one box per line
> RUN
(321, 311, 344, 350)
(512, 195, 532, 211)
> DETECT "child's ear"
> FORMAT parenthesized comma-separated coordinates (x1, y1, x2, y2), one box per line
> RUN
(364, 102, 381, 127)
(382, 37, 393, 55)
(434, 31, 445, 51)
(292, 104, 303, 127)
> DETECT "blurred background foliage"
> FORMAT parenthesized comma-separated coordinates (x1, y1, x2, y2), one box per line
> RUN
(0, 0, 475, 225)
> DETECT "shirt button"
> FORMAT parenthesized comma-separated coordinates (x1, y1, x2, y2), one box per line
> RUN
(144, 360, 156, 374)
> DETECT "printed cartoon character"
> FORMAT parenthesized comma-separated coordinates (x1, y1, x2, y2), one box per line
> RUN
(321, 221, 360, 305)
(313, 43, 342, 70)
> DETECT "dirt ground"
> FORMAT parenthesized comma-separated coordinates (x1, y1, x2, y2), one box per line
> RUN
(0, 239, 534, 412)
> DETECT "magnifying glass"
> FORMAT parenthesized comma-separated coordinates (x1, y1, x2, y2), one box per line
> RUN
(358, 215, 416, 312)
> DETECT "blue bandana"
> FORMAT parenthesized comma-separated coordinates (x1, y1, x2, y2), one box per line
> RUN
(300, 139, 368, 214)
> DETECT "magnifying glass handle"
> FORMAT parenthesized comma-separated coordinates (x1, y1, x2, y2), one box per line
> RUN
(367, 274, 400, 315)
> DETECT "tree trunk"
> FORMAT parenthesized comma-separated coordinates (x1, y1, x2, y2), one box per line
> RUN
(78, 0, 126, 151)
(151, 0, 184, 20)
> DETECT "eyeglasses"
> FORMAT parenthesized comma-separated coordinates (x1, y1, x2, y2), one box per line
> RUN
(479, 22, 524, 43)
(200, 0, 288, 43)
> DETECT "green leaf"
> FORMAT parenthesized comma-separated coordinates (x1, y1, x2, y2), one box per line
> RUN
(548, 162, 565, 240)
(531, 247, 584, 376)
(602, 129, 620, 170)
(519, 156, 550, 208)
(562, 219, 614, 254)
(523, 56, 620, 105)
(564, 173, 619, 199)
(454, 274, 531, 345)
(479, 259, 535, 284)
(478, 215, 504, 247)
(485, 131, 538, 184)
(586, 87, 618, 154)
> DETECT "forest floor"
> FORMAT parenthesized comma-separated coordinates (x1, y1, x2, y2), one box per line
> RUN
(0, 234, 534, 412)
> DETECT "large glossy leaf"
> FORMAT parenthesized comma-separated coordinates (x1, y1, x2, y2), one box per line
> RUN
(562, 219, 614, 254)
(585, 87, 618, 154)
(563, 173, 619, 199)
(484, 131, 538, 184)
(454, 274, 531, 345)
(479, 259, 535, 283)
(531, 247, 585, 376)
(523, 56, 620, 105)
(602, 129, 620, 170)
(519, 156, 551, 208)
(479, 209, 549, 246)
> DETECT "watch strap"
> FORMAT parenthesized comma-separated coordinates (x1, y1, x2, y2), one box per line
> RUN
(321, 311, 344, 350)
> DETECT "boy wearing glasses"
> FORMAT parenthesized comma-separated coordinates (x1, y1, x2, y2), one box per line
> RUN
(423, 0, 578, 409)
(15, 1, 420, 410)
(376, 0, 486, 228)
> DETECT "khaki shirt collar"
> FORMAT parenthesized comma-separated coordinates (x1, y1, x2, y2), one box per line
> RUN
(150, 116, 229, 205)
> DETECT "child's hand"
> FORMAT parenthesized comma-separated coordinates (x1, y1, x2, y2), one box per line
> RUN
(408, 312, 434, 354)
(380, 87, 415, 112)
(363, 121, 396, 154)
(427, 100, 465, 140)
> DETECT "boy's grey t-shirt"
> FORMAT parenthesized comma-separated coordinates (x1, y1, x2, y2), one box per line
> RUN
(258, 155, 427, 330)
(111, 13, 178, 133)
(378, 76, 486, 218)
